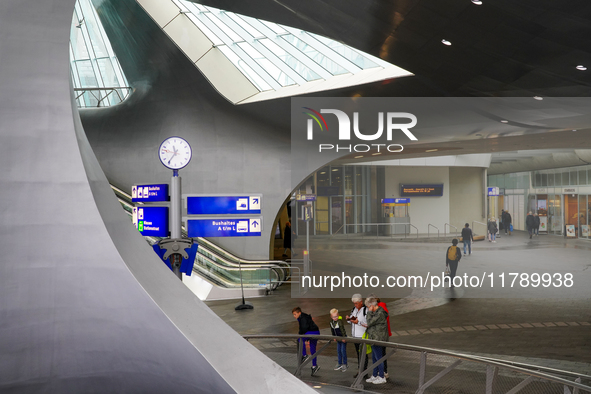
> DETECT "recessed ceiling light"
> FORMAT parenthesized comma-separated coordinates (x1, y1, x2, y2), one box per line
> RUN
(500, 120, 509, 123)
(320, 172, 326, 174)
(425, 149, 438, 152)
(576, 65, 587, 71)
(441, 39, 452, 46)
(332, 169, 339, 171)
(572, 129, 578, 132)
(372, 152, 382, 156)
(533, 96, 543, 100)
(471, 0, 482, 4)
(354, 155, 364, 158)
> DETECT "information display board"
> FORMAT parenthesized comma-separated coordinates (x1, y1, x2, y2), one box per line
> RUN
(400, 184, 444, 197)
(187, 218, 262, 237)
(133, 206, 169, 237)
(132, 184, 169, 202)
(186, 196, 261, 215)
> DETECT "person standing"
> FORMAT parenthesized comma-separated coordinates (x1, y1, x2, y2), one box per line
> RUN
(329, 308, 348, 372)
(445, 239, 462, 288)
(504, 211, 512, 235)
(488, 218, 498, 243)
(346, 294, 368, 377)
(461, 223, 474, 256)
(534, 213, 540, 236)
(362, 297, 388, 385)
(292, 307, 320, 376)
(526, 211, 535, 239)
(283, 221, 296, 256)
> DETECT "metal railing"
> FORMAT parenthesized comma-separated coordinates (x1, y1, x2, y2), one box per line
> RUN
(428, 224, 439, 238)
(244, 334, 591, 393)
(74, 87, 131, 107)
(444, 223, 458, 237)
(473, 220, 487, 237)
(340, 222, 414, 239)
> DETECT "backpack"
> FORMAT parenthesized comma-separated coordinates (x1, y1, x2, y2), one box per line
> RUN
(447, 246, 458, 261)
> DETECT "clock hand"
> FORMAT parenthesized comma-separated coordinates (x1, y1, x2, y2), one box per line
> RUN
(168, 146, 178, 165)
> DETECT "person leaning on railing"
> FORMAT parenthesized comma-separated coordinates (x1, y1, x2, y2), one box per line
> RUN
(361, 297, 389, 385)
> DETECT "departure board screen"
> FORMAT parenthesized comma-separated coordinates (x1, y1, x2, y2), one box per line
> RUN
(400, 184, 444, 197)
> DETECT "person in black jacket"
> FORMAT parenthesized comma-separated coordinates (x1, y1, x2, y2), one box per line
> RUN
(461, 223, 474, 256)
(504, 211, 512, 235)
(292, 307, 321, 375)
(445, 239, 462, 288)
(526, 211, 535, 239)
(534, 213, 540, 236)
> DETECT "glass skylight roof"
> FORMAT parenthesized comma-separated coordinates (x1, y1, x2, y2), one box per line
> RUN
(70, 0, 130, 107)
(171, 0, 409, 94)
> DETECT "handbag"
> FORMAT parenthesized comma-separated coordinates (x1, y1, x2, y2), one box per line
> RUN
(444, 265, 451, 280)
(510, 224, 513, 231)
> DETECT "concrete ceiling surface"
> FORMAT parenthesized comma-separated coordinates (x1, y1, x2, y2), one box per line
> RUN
(0, 1, 314, 392)
(191, 0, 591, 97)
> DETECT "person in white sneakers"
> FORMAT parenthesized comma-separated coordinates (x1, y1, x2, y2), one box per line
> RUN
(362, 297, 388, 385)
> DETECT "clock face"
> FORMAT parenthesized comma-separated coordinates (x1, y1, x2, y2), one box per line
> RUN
(158, 137, 192, 170)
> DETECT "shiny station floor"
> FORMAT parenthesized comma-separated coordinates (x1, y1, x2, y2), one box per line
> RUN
(206, 231, 591, 391)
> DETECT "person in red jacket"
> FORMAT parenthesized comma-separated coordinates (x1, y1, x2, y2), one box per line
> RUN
(368, 294, 392, 379)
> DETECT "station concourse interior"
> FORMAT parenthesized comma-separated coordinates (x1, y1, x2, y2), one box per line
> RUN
(1, 0, 591, 392)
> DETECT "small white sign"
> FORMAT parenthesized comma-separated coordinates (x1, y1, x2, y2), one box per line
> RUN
(132, 186, 137, 199)
(249, 196, 261, 210)
(237, 220, 249, 232)
(236, 198, 248, 210)
(249, 218, 261, 233)
(137, 187, 143, 198)
(138, 208, 144, 220)
(143, 187, 149, 198)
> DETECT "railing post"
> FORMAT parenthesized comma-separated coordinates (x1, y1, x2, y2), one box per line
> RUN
(486, 365, 498, 394)
(419, 351, 427, 387)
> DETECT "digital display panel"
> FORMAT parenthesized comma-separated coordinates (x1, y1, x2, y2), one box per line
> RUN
(400, 184, 443, 197)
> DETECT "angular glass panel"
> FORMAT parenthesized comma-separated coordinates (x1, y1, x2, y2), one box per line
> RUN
(282, 34, 349, 75)
(258, 38, 321, 81)
(229, 14, 264, 38)
(309, 32, 380, 69)
(218, 45, 273, 91)
(237, 42, 295, 86)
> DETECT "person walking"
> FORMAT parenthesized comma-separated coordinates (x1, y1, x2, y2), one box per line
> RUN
(526, 211, 535, 239)
(534, 213, 540, 236)
(445, 239, 462, 288)
(488, 218, 498, 243)
(292, 307, 320, 376)
(461, 223, 474, 256)
(362, 297, 388, 385)
(504, 211, 512, 235)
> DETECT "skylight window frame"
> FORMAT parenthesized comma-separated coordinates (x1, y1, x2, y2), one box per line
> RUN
(213, 11, 308, 85)
(281, 26, 364, 74)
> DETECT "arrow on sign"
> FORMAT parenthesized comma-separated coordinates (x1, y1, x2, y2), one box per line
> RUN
(252, 221, 259, 228)
(253, 198, 259, 204)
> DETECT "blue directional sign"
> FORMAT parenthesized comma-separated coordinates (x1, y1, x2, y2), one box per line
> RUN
(133, 206, 169, 237)
(187, 218, 262, 237)
(296, 194, 316, 201)
(381, 198, 410, 204)
(132, 184, 169, 202)
(186, 196, 261, 215)
(487, 187, 500, 196)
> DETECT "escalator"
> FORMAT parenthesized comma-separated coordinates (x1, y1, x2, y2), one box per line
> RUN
(112, 185, 292, 300)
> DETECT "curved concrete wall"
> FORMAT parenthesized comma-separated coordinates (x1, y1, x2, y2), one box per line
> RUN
(0, 1, 314, 392)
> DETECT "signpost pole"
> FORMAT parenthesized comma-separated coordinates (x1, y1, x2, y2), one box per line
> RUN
(170, 170, 182, 280)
